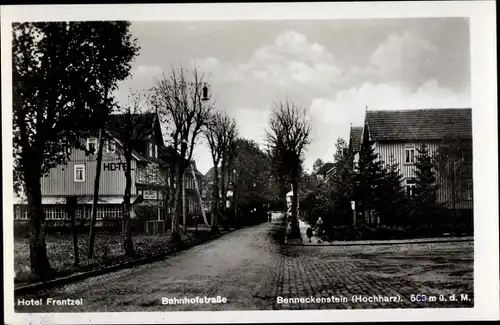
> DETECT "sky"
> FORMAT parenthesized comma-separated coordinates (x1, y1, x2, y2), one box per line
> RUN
(114, 18, 471, 175)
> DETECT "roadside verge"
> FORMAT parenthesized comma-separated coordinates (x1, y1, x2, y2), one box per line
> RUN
(14, 228, 238, 295)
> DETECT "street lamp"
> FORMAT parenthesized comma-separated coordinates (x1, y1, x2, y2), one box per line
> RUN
(351, 200, 356, 226)
(202, 83, 209, 101)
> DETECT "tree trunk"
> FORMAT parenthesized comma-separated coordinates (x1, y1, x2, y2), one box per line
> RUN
(211, 168, 220, 233)
(67, 196, 79, 266)
(234, 184, 239, 227)
(279, 175, 286, 212)
(88, 128, 105, 258)
(182, 173, 186, 229)
(167, 161, 176, 231)
(290, 176, 300, 238)
(122, 155, 135, 257)
(25, 174, 51, 278)
(221, 164, 228, 230)
(171, 163, 182, 239)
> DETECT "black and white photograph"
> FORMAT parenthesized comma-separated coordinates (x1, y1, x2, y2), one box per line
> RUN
(2, 2, 498, 324)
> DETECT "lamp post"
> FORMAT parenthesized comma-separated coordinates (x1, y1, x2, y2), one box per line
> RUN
(181, 137, 187, 231)
(232, 169, 238, 227)
(351, 200, 356, 226)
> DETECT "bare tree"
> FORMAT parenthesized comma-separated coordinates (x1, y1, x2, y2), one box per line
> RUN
(110, 92, 154, 256)
(150, 67, 214, 241)
(204, 111, 224, 232)
(266, 99, 311, 237)
(204, 110, 237, 232)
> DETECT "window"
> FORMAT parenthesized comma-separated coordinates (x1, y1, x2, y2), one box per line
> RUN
(74, 164, 85, 182)
(15, 206, 29, 220)
(86, 138, 98, 153)
(154, 144, 158, 159)
(148, 143, 153, 158)
(106, 140, 116, 154)
(405, 148, 415, 164)
(44, 207, 67, 220)
(406, 178, 416, 197)
(96, 206, 122, 220)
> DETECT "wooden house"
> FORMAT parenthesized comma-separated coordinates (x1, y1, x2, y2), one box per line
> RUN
(356, 108, 473, 225)
(14, 112, 203, 230)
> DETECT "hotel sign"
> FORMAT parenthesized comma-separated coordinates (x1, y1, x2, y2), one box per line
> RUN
(103, 162, 134, 172)
(143, 190, 163, 200)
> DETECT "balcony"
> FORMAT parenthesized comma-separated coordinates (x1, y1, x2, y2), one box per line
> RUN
(136, 164, 165, 186)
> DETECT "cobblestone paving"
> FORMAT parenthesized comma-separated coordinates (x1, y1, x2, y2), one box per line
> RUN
(14, 213, 473, 312)
(259, 243, 474, 310)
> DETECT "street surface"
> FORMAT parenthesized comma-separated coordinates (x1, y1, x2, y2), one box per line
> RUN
(15, 213, 473, 312)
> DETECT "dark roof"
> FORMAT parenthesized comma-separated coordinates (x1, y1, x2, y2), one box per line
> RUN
(349, 126, 363, 152)
(366, 108, 472, 141)
(107, 112, 157, 139)
(105, 112, 159, 162)
(159, 146, 203, 176)
(205, 167, 218, 179)
(204, 166, 232, 183)
(317, 162, 334, 175)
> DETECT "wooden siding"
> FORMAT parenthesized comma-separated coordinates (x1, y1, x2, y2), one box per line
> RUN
(41, 146, 137, 196)
(374, 141, 440, 179)
(374, 140, 473, 207)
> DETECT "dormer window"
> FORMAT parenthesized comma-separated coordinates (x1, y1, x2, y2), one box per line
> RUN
(106, 140, 116, 154)
(86, 138, 98, 154)
(148, 143, 153, 158)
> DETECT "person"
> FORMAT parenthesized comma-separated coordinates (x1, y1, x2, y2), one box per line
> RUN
(306, 227, 313, 243)
(268, 211, 272, 223)
(315, 216, 324, 236)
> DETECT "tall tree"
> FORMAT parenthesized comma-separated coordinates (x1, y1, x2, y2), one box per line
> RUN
(12, 21, 138, 277)
(434, 135, 473, 220)
(111, 93, 155, 256)
(355, 138, 386, 225)
(267, 146, 289, 211)
(266, 100, 311, 237)
(379, 155, 408, 226)
(328, 138, 355, 226)
(150, 67, 214, 241)
(413, 144, 441, 228)
(204, 110, 229, 233)
(85, 23, 139, 259)
(220, 118, 238, 229)
(232, 138, 273, 225)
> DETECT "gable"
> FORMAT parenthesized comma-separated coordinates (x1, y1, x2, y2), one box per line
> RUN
(349, 126, 363, 152)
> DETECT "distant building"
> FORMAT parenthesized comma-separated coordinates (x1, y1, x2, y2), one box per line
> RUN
(203, 167, 234, 211)
(315, 162, 335, 182)
(348, 126, 363, 169)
